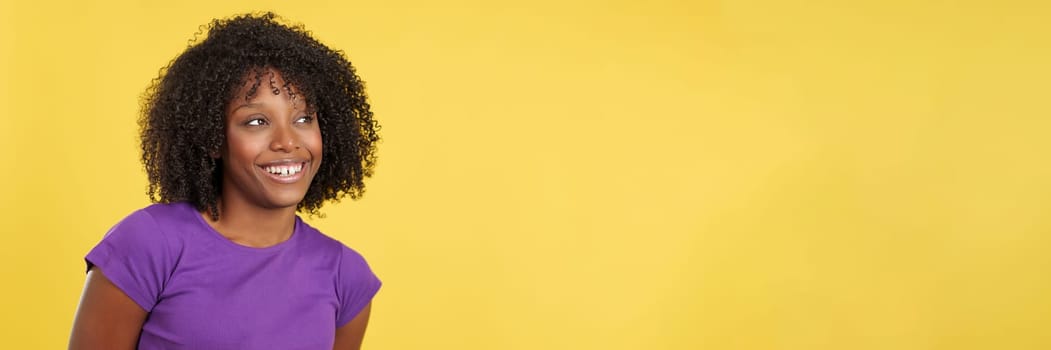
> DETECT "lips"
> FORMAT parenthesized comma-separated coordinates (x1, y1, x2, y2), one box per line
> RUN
(258, 161, 308, 184)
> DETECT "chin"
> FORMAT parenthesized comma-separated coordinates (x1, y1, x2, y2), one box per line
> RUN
(261, 192, 309, 210)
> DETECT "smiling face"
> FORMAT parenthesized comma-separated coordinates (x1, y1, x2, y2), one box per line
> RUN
(219, 69, 322, 212)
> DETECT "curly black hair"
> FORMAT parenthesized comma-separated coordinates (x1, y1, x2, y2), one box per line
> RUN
(140, 12, 379, 219)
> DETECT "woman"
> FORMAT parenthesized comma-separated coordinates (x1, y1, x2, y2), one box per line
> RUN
(69, 12, 382, 350)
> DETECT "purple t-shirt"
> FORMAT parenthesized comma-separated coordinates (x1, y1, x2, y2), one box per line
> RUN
(85, 202, 381, 349)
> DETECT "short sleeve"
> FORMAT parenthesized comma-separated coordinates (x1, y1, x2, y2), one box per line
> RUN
(85, 209, 174, 312)
(335, 245, 382, 327)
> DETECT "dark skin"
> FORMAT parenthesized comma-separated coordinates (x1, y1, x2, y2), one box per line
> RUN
(69, 71, 373, 349)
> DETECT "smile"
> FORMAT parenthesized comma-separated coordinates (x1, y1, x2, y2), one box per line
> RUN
(263, 163, 304, 177)
(258, 161, 308, 183)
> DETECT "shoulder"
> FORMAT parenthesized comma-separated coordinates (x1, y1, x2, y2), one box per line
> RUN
(109, 201, 195, 228)
(85, 203, 195, 311)
(301, 222, 383, 327)
(294, 220, 378, 277)
(99, 202, 199, 252)
(104, 204, 168, 241)
(139, 202, 201, 229)
(295, 220, 370, 256)
(294, 219, 348, 257)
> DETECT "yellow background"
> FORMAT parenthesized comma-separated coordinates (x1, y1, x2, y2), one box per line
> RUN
(1, 0, 1049, 349)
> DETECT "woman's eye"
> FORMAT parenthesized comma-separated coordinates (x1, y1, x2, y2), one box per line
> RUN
(246, 118, 266, 126)
(295, 116, 314, 124)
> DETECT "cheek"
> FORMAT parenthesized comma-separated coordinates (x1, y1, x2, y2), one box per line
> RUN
(224, 132, 264, 165)
(307, 129, 323, 163)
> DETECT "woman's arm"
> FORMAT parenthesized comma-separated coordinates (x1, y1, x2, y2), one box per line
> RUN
(68, 267, 148, 350)
(333, 302, 372, 350)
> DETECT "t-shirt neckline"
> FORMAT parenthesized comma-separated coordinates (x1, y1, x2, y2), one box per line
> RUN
(187, 203, 302, 253)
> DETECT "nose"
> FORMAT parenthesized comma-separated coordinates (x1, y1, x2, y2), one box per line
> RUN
(269, 123, 298, 152)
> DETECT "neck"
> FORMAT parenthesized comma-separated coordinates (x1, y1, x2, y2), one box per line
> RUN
(202, 198, 298, 248)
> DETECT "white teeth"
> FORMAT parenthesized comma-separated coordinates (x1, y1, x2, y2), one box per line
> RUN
(264, 163, 304, 177)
